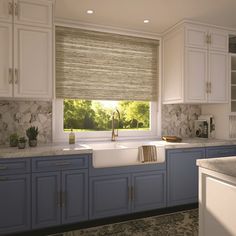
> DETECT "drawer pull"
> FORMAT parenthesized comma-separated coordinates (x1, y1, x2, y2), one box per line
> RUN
(0, 166, 8, 170)
(55, 162, 72, 166)
(0, 177, 8, 181)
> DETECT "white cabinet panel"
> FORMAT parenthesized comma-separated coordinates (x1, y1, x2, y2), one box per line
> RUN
(163, 28, 184, 103)
(208, 51, 228, 103)
(14, 0, 52, 27)
(185, 48, 207, 102)
(185, 25, 208, 49)
(0, 23, 13, 97)
(0, 0, 12, 23)
(14, 25, 52, 98)
(209, 29, 228, 52)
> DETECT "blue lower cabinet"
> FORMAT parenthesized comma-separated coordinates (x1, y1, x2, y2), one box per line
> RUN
(61, 170, 88, 224)
(132, 171, 166, 213)
(0, 174, 31, 235)
(206, 146, 236, 158)
(90, 171, 167, 219)
(89, 174, 131, 219)
(32, 172, 61, 229)
(167, 148, 205, 207)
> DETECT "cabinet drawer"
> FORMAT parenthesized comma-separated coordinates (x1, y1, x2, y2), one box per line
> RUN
(32, 155, 89, 172)
(0, 159, 30, 175)
(206, 146, 236, 158)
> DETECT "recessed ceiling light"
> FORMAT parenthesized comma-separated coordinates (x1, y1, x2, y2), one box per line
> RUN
(87, 10, 94, 14)
(144, 19, 149, 23)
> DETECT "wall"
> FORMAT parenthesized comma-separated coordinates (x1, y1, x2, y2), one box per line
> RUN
(0, 101, 52, 145)
(162, 104, 201, 138)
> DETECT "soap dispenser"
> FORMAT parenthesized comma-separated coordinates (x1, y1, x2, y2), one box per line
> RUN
(69, 129, 75, 144)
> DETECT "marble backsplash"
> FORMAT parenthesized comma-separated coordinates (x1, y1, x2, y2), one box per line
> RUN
(0, 101, 52, 145)
(0, 101, 200, 145)
(162, 104, 201, 138)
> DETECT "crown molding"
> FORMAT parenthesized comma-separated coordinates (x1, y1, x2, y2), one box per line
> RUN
(54, 17, 161, 40)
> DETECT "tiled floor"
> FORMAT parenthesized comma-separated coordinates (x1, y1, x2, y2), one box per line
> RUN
(51, 209, 198, 236)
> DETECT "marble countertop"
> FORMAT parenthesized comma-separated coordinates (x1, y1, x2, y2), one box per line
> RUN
(197, 156, 236, 178)
(0, 143, 93, 159)
(1, 138, 236, 159)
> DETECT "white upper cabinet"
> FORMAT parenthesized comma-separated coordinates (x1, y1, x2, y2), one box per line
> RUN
(163, 22, 229, 104)
(0, 0, 53, 99)
(14, 25, 52, 98)
(0, 0, 12, 23)
(14, 0, 52, 28)
(0, 22, 13, 97)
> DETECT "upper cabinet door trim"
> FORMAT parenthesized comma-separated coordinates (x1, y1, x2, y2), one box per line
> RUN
(14, 0, 52, 28)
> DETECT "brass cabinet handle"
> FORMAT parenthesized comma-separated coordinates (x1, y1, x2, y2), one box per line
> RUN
(61, 191, 66, 207)
(128, 186, 131, 201)
(8, 68, 13, 84)
(131, 186, 135, 201)
(209, 82, 211, 93)
(206, 34, 211, 44)
(206, 82, 209, 93)
(0, 177, 8, 181)
(14, 2, 18, 16)
(55, 162, 71, 166)
(8, 2, 13, 15)
(14, 68, 18, 84)
(0, 166, 8, 170)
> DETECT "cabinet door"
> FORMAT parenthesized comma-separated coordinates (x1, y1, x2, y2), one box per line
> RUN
(0, 22, 13, 97)
(32, 172, 61, 229)
(132, 171, 166, 213)
(209, 29, 228, 52)
(167, 148, 205, 207)
(185, 25, 208, 49)
(61, 170, 88, 224)
(14, 25, 52, 98)
(185, 47, 208, 103)
(90, 174, 131, 219)
(0, 174, 30, 235)
(14, 0, 52, 27)
(0, 0, 12, 23)
(208, 51, 228, 103)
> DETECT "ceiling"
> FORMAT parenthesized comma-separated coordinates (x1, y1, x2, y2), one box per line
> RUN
(55, 0, 236, 35)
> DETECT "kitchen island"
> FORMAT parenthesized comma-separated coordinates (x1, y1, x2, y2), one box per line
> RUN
(197, 157, 236, 236)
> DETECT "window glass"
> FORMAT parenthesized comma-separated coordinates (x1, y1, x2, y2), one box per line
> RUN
(64, 99, 150, 132)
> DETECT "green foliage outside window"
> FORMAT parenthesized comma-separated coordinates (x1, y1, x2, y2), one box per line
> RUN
(64, 100, 150, 131)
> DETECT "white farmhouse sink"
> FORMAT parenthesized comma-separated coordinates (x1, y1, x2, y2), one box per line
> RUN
(84, 141, 165, 168)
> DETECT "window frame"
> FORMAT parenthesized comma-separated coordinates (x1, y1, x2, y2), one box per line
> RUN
(52, 99, 160, 142)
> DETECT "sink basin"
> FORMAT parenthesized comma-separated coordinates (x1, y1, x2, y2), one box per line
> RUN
(85, 141, 165, 168)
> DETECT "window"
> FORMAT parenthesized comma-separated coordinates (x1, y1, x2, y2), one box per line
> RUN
(64, 100, 150, 132)
(53, 25, 160, 142)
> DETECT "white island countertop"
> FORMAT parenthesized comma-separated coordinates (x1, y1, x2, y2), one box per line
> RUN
(197, 156, 236, 178)
(1, 138, 236, 159)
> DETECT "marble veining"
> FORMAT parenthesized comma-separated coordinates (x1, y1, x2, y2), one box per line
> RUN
(0, 101, 52, 145)
(162, 104, 201, 138)
(197, 156, 236, 178)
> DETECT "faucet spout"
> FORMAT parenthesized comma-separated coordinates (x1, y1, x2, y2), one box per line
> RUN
(111, 109, 120, 141)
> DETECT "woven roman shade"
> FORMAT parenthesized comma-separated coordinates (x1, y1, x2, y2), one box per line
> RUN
(56, 26, 159, 101)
